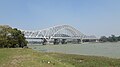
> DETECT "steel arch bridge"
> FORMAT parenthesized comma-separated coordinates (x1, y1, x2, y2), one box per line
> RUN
(22, 25, 98, 44)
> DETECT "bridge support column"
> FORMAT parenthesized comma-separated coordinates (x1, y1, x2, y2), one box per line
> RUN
(61, 39, 67, 44)
(77, 39, 81, 44)
(54, 39, 60, 45)
(42, 38, 47, 45)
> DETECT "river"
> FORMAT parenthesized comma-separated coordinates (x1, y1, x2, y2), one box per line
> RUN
(28, 42, 120, 58)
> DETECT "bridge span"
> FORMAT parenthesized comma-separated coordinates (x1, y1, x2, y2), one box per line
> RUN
(22, 25, 98, 45)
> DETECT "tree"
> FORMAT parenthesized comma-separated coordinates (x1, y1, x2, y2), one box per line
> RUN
(108, 35, 118, 42)
(0, 25, 28, 48)
(99, 36, 108, 42)
(100, 35, 120, 43)
(117, 36, 120, 41)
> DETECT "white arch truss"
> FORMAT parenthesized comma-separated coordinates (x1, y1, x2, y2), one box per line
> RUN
(22, 25, 97, 40)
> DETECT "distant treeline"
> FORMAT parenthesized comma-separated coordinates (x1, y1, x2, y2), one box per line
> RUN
(0, 25, 28, 48)
(99, 35, 120, 42)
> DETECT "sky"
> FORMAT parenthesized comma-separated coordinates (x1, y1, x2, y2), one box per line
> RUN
(0, 0, 120, 37)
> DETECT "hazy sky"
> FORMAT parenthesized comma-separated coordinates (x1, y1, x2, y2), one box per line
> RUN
(0, 0, 120, 37)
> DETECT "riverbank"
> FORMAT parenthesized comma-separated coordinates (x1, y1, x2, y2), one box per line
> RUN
(0, 48, 120, 67)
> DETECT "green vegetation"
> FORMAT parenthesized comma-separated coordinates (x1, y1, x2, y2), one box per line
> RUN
(0, 48, 120, 67)
(100, 35, 120, 42)
(0, 25, 27, 48)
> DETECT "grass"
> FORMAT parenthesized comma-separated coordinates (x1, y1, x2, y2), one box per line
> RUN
(0, 48, 120, 67)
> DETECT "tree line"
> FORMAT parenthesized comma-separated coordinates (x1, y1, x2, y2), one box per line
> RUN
(99, 35, 120, 42)
(0, 25, 28, 48)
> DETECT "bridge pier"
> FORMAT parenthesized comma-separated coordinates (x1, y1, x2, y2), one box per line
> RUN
(82, 39, 99, 43)
(72, 39, 83, 44)
(77, 39, 81, 44)
(61, 39, 67, 44)
(54, 39, 60, 45)
(42, 38, 47, 45)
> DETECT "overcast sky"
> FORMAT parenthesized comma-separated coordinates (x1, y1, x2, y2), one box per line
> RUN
(0, 0, 120, 37)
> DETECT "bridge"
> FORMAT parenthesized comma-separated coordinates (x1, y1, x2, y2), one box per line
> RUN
(22, 25, 98, 45)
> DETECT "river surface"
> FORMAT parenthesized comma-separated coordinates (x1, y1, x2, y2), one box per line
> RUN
(28, 42, 120, 58)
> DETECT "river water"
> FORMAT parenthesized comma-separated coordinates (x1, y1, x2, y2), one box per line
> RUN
(28, 42, 120, 58)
